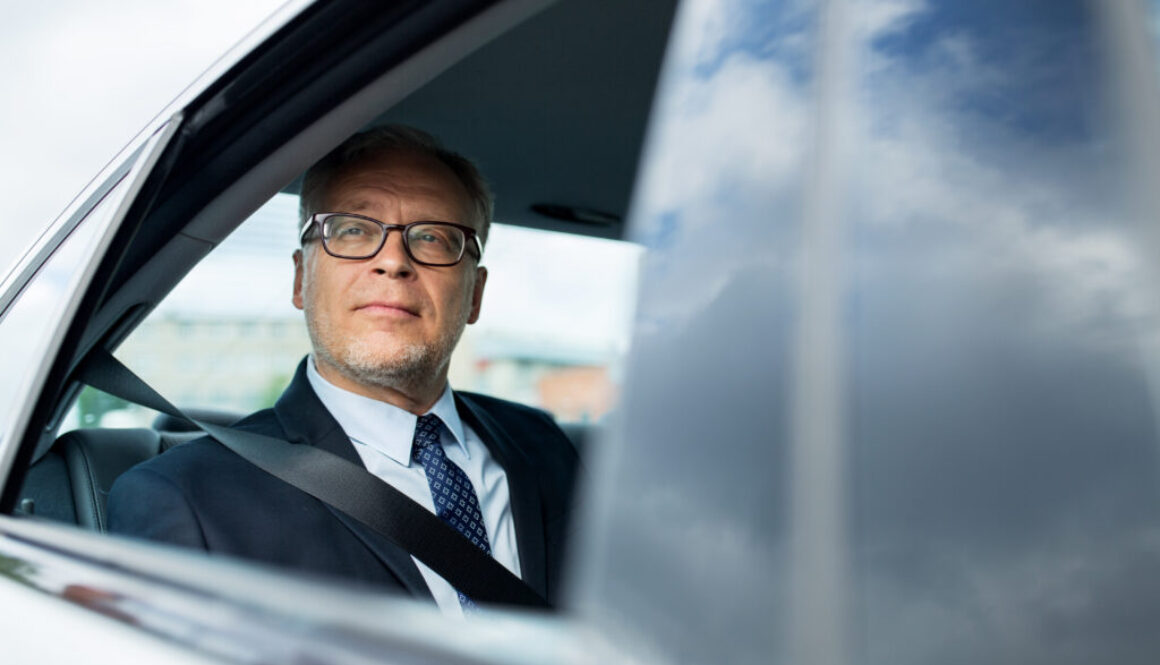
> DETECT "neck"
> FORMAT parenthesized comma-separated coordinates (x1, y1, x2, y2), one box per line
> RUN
(313, 356, 447, 414)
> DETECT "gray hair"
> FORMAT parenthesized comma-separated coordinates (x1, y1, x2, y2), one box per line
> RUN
(298, 125, 493, 245)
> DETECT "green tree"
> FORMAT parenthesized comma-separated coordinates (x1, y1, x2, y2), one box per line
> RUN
(259, 372, 292, 408)
(75, 386, 130, 427)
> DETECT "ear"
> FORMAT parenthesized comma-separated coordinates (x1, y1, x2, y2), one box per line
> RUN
(292, 249, 305, 310)
(467, 265, 487, 324)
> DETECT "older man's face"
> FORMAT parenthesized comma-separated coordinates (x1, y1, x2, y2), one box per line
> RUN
(292, 149, 486, 400)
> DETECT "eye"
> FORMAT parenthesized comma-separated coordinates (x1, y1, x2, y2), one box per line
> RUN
(328, 217, 378, 239)
(411, 225, 454, 247)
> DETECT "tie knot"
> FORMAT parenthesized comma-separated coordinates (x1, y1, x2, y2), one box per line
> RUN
(412, 414, 443, 457)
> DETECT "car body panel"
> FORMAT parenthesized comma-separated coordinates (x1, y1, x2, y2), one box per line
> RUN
(0, 513, 587, 664)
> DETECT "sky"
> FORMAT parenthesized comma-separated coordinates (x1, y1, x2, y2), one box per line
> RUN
(0, 0, 289, 275)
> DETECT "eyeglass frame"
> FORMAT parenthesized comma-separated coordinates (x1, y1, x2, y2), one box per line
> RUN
(298, 212, 484, 266)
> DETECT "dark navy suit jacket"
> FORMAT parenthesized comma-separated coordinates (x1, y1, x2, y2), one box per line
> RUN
(107, 359, 580, 607)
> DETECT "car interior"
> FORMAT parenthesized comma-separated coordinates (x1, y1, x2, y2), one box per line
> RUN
(7, 0, 678, 559)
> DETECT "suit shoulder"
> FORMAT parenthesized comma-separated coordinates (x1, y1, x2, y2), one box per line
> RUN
(120, 436, 234, 485)
(228, 405, 282, 433)
(457, 391, 581, 464)
(457, 391, 555, 422)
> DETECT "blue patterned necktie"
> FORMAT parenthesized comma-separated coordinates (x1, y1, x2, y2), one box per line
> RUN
(411, 413, 491, 609)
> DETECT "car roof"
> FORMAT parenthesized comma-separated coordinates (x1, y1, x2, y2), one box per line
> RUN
(353, 0, 677, 241)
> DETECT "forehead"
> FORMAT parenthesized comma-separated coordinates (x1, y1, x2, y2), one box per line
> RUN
(322, 149, 476, 225)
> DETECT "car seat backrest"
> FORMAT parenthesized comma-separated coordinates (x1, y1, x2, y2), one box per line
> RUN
(20, 427, 215, 532)
(56, 428, 163, 531)
(19, 449, 78, 525)
(18, 403, 238, 532)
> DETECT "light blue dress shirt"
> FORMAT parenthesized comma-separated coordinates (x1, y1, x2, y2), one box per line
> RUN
(306, 358, 521, 617)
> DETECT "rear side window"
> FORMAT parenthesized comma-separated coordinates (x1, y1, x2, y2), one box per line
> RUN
(70, 193, 642, 429)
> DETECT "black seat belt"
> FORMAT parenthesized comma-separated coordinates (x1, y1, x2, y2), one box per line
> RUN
(77, 348, 549, 610)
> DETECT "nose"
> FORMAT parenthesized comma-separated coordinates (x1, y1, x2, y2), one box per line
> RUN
(369, 228, 415, 278)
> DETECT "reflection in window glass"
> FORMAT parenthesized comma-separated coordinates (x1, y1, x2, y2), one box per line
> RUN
(849, 3, 1160, 664)
(96, 194, 641, 428)
(1152, 0, 1160, 48)
(578, 2, 1160, 664)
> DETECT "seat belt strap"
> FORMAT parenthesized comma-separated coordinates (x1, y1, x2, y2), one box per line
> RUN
(77, 349, 550, 610)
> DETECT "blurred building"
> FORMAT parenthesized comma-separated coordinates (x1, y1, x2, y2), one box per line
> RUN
(116, 313, 312, 413)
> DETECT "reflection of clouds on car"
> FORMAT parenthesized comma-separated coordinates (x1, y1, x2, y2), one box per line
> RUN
(629, 0, 810, 340)
(844, 3, 1160, 664)
(583, 2, 1160, 664)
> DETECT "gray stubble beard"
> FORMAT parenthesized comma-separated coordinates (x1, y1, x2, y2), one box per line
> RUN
(303, 296, 470, 397)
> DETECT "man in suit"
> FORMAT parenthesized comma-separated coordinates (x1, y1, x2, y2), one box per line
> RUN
(108, 126, 580, 615)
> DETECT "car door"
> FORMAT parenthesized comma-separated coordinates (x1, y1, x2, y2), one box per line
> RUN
(0, 0, 670, 662)
(570, 2, 1160, 664)
(0, 120, 199, 662)
(6, 1, 1160, 664)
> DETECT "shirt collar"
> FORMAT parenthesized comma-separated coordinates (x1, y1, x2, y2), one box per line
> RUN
(305, 356, 470, 466)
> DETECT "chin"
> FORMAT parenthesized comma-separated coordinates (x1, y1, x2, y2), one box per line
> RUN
(336, 341, 442, 388)
(307, 310, 463, 391)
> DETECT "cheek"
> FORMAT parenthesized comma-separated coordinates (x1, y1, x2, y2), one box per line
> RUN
(452, 279, 478, 321)
(303, 263, 341, 306)
(300, 270, 318, 306)
(300, 271, 337, 319)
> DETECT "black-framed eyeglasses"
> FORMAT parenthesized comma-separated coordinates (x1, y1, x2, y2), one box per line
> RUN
(299, 213, 483, 266)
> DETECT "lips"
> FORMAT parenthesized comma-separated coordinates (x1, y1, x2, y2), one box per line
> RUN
(356, 301, 420, 317)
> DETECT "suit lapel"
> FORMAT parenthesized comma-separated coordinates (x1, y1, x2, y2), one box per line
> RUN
(274, 359, 433, 602)
(455, 393, 548, 599)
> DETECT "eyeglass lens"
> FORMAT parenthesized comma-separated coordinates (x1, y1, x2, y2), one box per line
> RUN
(324, 216, 467, 264)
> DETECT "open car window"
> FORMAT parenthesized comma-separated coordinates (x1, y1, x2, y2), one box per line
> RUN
(70, 192, 642, 431)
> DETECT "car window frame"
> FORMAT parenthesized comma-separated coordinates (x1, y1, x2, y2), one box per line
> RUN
(0, 119, 182, 495)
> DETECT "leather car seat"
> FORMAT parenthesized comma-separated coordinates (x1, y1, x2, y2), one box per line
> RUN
(20, 428, 204, 532)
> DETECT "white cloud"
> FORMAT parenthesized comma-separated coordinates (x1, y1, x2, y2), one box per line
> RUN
(638, 51, 808, 223)
(849, 0, 925, 43)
